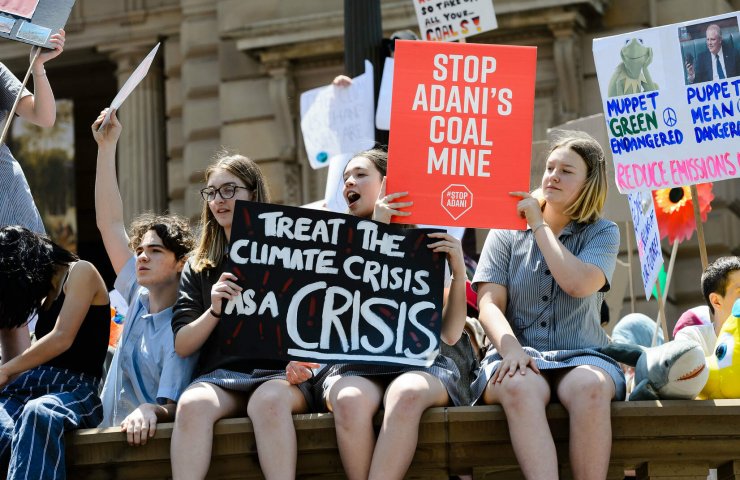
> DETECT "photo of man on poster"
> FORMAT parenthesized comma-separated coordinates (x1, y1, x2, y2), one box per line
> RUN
(683, 19, 740, 84)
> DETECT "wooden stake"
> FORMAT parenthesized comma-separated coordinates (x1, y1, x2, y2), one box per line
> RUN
(651, 281, 669, 346)
(0, 47, 41, 146)
(625, 221, 636, 313)
(689, 183, 708, 271)
(662, 240, 679, 303)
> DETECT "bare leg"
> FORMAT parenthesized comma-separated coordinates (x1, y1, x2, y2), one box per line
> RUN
(170, 383, 246, 480)
(483, 371, 557, 480)
(556, 366, 615, 480)
(247, 380, 309, 480)
(368, 371, 449, 480)
(326, 376, 384, 480)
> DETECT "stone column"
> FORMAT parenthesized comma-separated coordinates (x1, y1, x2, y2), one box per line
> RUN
(108, 42, 167, 225)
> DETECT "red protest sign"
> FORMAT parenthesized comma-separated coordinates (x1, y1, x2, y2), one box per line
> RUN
(387, 40, 537, 230)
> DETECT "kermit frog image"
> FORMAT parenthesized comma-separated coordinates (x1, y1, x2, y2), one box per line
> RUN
(608, 38, 659, 97)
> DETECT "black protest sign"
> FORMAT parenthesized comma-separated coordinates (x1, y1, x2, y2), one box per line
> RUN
(0, 0, 75, 49)
(220, 200, 446, 367)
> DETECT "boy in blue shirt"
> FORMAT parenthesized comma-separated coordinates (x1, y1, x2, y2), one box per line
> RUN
(93, 108, 197, 445)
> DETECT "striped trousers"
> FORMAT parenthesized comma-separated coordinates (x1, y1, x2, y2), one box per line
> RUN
(0, 365, 103, 480)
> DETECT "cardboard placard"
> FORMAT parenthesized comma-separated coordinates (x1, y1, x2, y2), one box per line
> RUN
(387, 40, 536, 229)
(593, 12, 740, 193)
(413, 0, 497, 42)
(627, 191, 664, 300)
(221, 201, 446, 367)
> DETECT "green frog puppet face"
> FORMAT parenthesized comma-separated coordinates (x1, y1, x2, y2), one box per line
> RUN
(621, 38, 653, 79)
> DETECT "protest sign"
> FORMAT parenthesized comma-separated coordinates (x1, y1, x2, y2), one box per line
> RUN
(413, 0, 497, 42)
(300, 60, 375, 169)
(593, 12, 740, 193)
(221, 201, 446, 367)
(376, 57, 394, 130)
(98, 43, 160, 131)
(387, 40, 536, 230)
(627, 190, 663, 300)
(0, 0, 73, 49)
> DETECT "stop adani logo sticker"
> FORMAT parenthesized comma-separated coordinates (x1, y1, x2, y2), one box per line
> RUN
(441, 184, 472, 220)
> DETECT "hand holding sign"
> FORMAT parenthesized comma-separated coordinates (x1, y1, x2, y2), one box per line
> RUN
(30, 28, 63, 68)
(373, 177, 412, 224)
(510, 191, 544, 228)
(98, 42, 160, 131)
(285, 361, 321, 385)
(211, 272, 242, 316)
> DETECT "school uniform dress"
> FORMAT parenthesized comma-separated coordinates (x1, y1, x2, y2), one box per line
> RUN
(0, 63, 44, 234)
(470, 219, 626, 404)
(0, 290, 109, 480)
(100, 257, 198, 427)
(172, 258, 316, 411)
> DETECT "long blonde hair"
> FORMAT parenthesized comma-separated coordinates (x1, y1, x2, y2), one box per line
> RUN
(191, 151, 271, 272)
(547, 130, 607, 224)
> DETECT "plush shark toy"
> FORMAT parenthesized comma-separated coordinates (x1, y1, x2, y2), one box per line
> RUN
(598, 339, 708, 400)
(700, 300, 740, 399)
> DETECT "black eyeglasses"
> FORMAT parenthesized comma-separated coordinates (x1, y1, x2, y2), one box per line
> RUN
(200, 184, 250, 202)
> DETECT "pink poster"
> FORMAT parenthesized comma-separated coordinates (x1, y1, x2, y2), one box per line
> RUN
(0, 0, 39, 20)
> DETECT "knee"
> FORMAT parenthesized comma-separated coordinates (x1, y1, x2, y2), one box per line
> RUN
(384, 386, 427, 419)
(174, 393, 215, 429)
(247, 385, 292, 422)
(560, 375, 612, 411)
(491, 375, 547, 410)
(20, 399, 55, 423)
(331, 388, 376, 426)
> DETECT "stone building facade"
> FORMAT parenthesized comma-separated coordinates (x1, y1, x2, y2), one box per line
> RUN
(0, 0, 738, 329)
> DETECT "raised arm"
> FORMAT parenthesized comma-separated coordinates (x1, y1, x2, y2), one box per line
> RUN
(91, 109, 132, 274)
(15, 30, 65, 127)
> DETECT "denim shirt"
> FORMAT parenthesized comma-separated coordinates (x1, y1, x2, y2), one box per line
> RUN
(100, 257, 198, 427)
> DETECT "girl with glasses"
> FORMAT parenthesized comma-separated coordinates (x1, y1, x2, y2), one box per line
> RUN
(170, 152, 318, 480)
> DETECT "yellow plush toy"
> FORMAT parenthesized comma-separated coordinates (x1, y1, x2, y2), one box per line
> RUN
(700, 299, 740, 399)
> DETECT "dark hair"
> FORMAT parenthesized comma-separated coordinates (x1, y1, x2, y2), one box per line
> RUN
(0, 226, 78, 328)
(128, 212, 194, 261)
(348, 148, 387, 177)
(701, 256, 740, 314)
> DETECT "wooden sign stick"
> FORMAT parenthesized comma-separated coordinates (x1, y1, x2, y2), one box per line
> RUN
(651, 280, 669, 346)
(690, 183, 708, 271)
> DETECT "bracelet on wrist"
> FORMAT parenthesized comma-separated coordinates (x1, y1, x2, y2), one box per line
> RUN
(532, 222, 549, 235)
(209, 308, 222, 318)
(32, 69, 46, 77)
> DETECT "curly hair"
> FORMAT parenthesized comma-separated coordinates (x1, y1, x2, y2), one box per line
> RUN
(0, 226, 78, 329)
(128, 212, 194, 261)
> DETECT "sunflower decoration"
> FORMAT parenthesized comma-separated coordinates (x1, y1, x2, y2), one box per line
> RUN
(653, 183, 714, 244)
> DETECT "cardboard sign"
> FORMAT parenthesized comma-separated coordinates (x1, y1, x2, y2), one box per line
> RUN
(300, 60, 375, 169)
(593, 12, 740, 193)
(627, 191, 664, 300)
(413, 0, 497, 42)
(98, 43, 160, 131)
(221, 201, 446, 367)
(387, 40, 536, 229)
(376, 57, 394, 130)
(0, 0, 73, 49)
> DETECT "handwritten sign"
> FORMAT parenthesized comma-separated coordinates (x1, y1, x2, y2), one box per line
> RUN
(221, 201, 446, 367)
(593, 12, 740, 193)
(627, 191, 664, 300)
(387, 40, 536, 229)
(300, 60, 375, 169)
(413, 0, 497, 42)
(376, 57, 394, 130)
